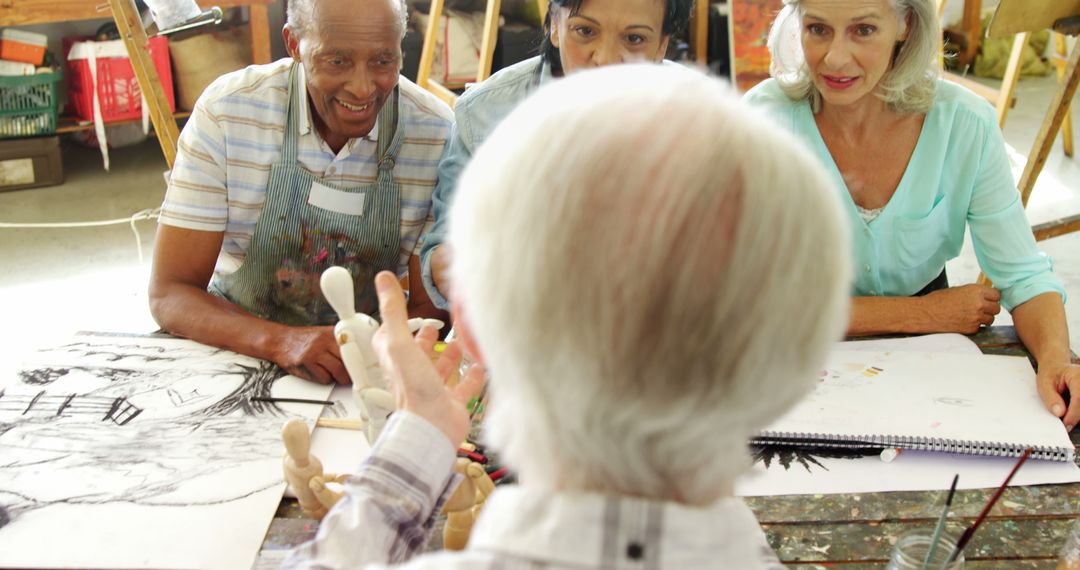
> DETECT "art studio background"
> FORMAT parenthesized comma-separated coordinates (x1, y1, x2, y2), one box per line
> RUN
(0, 0, 1078, 358)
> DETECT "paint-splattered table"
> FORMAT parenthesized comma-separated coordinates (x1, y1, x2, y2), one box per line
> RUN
(746, 326, 1080, 569)
(256, 326, 1080, 569)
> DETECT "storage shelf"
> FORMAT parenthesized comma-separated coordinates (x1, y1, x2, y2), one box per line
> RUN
(55, 111, 191, 134)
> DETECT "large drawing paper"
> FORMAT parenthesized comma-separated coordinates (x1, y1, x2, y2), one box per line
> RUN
(762, 351, 1074, 460)
(0, 332, 333, 570)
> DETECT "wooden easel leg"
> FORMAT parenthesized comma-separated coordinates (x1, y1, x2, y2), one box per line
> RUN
(249, 4, 272, 65)
(1056, 33, 1074, 158)
(1019, 40, 1080, 207)
(996, 31, 1028, 128)
(691, 0, 709, 64)
(417, 0, 445, 91)
(109, 0, 180, 169)
(476, 0, 502, 82)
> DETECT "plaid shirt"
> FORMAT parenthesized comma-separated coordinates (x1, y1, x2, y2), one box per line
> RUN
(283, 412, 786, 569)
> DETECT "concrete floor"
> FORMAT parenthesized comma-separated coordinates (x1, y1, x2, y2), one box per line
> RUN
(0, 73, 1078, 358)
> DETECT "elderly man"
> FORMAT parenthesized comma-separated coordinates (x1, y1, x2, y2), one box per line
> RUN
(149, 0, 451, 385)
(283, 64, 852, 569)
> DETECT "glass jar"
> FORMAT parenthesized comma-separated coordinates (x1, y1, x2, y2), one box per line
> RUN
(886, 531, 965, 570)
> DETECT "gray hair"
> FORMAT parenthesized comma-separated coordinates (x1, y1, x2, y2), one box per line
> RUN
(286, 0, 408, 38)
(449, 64, 852, 503)
(768, 0, 939, 114)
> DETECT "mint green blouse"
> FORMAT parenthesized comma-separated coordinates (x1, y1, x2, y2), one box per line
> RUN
(744, 78, 1065, 310)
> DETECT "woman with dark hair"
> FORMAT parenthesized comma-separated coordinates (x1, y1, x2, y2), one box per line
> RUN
(418, 0, 695, 309)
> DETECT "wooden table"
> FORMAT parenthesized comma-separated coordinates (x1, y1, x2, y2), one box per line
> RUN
(259, 326, 1080, 568)
(0, 0, 275, 65)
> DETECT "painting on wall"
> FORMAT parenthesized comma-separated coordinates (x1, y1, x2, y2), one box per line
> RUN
(729, 0, 784, 92)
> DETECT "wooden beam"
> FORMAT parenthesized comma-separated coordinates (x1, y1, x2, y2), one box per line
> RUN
(0, 0, 272, 26)
(416, 0, 444, 90)
(1034, 214, 1080, 242)
(426, 80, 458, 109)
(108, 0, 180, 168)
(249, 3, 271, 64)
(996, 32, 1029, 127)
(959, 0, 983, 68)
(476, 0, 502, 81)
(691, 0, 709, 64)
(1019, 40, 1080, 207)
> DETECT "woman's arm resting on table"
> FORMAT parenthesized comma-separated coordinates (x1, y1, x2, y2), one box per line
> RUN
(847, 284, 1002, 336)
(148, 224, 349, 385)
(1012, 292, 1080, 431)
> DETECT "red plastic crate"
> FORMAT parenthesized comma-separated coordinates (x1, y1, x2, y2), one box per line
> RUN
(64, 36, 175, 124)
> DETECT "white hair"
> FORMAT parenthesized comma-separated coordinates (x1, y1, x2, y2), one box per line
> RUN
(449, 64, 852, 504)
(768, 0, 940, 114)
(286, 0, 408, 38)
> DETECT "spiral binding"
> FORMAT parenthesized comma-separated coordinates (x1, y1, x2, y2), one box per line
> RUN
(753, 431, 1074, 462)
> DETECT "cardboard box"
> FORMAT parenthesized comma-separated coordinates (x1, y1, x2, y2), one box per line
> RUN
(0, 136, 63, 192)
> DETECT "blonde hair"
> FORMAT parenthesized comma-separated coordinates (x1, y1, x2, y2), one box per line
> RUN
(768, 0, 940, 114)
(450, 64, 851, 503)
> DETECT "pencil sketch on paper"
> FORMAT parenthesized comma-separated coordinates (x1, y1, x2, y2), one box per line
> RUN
(0, 332, 334, 568)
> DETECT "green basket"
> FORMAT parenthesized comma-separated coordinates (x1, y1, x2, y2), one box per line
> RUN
(0, 70, 62, 139)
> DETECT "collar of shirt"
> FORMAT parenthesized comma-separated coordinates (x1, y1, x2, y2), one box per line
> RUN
(295, 63, 379, 148)
(467, 486, 777, 568)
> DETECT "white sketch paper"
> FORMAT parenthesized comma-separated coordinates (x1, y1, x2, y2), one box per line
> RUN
(762, 350, 1074, 461)
(0, 332, 333, 570)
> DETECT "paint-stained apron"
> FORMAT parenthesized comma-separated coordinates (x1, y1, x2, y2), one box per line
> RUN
(210, 62, 403, 325)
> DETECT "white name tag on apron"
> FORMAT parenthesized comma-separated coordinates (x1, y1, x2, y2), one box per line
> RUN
(308, 180, 365, 216)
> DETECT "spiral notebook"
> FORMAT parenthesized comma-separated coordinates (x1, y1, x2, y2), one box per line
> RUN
(756, 350, 1075, 462)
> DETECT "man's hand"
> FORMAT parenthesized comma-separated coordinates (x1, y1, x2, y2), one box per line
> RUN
(920, 285, 1002, 334)
(271, 326, 351, 385)
(1035, 361, 1080, 432)
(371, 271, 485, 446)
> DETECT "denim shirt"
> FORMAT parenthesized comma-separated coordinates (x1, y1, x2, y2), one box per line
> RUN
(744, 78, 1065, 311)
(420, 56, 553, 309)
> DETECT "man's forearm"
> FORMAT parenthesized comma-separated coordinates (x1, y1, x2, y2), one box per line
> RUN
(150, 282, 285, 362)
(847, 296, 934, 337)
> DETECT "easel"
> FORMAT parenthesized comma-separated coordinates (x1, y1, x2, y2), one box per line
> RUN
(976, 1, 1080, 284)
(938, 0, 1027, 128)
(108, 0, 182, 169)
(416, 1, 552, 107)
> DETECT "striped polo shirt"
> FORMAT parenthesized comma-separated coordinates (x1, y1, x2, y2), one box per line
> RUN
(159, 58, 454, 278)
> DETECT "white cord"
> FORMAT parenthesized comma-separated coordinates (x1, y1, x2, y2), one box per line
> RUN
(0, 208, 160, 263)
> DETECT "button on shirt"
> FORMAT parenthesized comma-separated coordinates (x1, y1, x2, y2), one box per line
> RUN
(283, 412, 786, 570)
(160, 59, 453, 278)
(744, 79, 1065, 310)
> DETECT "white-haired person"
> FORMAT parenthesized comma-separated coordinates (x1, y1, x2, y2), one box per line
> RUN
(418, 0, 694, 311)
(745, 0, 1080, 429)
(283, 64, 850, 569)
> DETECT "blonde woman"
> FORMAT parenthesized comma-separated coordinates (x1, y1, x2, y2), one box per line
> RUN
(745, 0, 1080, 430)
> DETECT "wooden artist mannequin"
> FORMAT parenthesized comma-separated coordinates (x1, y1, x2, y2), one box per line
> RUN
(321, 267, 394, 443)
(282, 418, 347, 519)
(442, 458, 496, 550)
(320, 266, 444, 443)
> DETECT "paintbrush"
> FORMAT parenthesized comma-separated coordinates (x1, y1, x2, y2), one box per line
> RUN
(940, 448, 1032, 569)
(921, 474, 959, 569)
